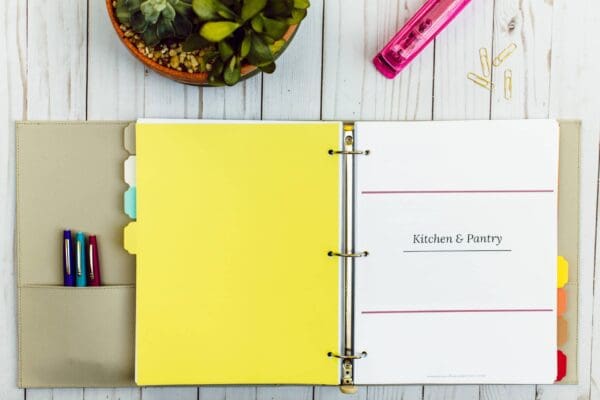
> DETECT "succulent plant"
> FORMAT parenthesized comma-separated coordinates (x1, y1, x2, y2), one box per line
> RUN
(116, 0, 196, 47)
(184, 0, 310, 85)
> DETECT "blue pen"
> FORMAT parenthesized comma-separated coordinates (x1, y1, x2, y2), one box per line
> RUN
(75, 232, 87, 287)
(63, 230, 75, 286)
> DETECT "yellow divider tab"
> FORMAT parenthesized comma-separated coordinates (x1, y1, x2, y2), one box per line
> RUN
(557, 256, 569, 288)
(124, 222, 138, 255)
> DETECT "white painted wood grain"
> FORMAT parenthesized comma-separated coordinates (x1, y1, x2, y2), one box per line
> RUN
(262, 0, 324, 120)
(321, 0, 434, 121)
(480, 385, 535, 400)
(424, 386, 479, 400)
(433, 0, 494, 120)
(315, 386, 367, 400)
(257, 386, 312, 400)
(27, 389, 83, 400)
(0, 0, 25, 400)
(199, 76, 262, 120)
(27, 0, 88, 119)
(141, 387, 198, 400)
(367, 385, 423, 400)
(490, 0, 553, 119)
(1, 0, 598, 399)
(87, 0, 144, 120)
(83, 388, 141, 400)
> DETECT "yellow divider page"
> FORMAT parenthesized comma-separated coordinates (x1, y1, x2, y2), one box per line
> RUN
(132, 122, 341, 385)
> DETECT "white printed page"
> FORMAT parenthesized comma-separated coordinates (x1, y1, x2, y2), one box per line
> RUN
(353, 120, 559, 384)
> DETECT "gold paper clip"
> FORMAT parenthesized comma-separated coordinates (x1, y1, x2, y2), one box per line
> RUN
(504, 69, 512, 100)
(493, 43, 517, 67)
(479, 48, 491, 77)
(467, 72, 493, 91)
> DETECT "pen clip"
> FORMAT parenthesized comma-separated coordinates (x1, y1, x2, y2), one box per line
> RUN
(64, 238, 71, 275)
(89, 243, 95, 280)
(76, 240, 82, 276)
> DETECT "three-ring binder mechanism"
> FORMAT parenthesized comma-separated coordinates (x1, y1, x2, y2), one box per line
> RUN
(328, 123, 369, 393)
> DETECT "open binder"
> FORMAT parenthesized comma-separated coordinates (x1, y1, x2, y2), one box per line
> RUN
(16, 120, 580, 388)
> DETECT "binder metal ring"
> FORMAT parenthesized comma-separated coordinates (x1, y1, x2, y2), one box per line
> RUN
(327, 351, 368, 360)
(328, 149, 370, 155)
(328, 251, 369, 258)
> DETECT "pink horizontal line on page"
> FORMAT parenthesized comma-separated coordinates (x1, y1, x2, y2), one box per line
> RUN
(362, 308, 554, 314)
(361, 190, 555, 194)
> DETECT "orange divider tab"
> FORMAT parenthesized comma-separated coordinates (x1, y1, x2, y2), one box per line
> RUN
(557, 316, 568, 347)
(557, 288, 567, 316)
(557, 256, 569, 288)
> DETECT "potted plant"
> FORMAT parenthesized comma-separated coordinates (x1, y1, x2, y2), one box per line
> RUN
(107, 0, 309, 86)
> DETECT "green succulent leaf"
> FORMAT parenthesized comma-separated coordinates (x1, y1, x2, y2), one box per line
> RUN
(157, 17, 176, 39)
(173, 12, 193, 36)
(259, 62, 276, 73)
(169, 0, 193, 16)
(269, 39, 285, 54)
(124, 0, 142, 10)
(192, 0, 222, 20)
(182, 33, 210, 51)
(142, 26, 161, 46)
(262, 16, 287, 39)
(287, 7, 306, 24)
(200, 21, 241, 41)
(130, 10, 149, 32)
(116, 0, 132, 24)
(250, 15, 264, 32)
(241, 0, 267, 22)
(293, 0, 309, 9)
(240, 34, 252, 58)
(141, 0, 166, 24)
(248, 33, 273, 66)
(223, 56, 242, 85)
(219, 40, 234, 61)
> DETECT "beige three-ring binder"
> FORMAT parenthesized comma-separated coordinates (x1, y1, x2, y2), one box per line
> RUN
(16, 120, 580, 388)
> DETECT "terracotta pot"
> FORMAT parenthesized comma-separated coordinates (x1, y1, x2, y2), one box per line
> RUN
(106, 0, 299, 86)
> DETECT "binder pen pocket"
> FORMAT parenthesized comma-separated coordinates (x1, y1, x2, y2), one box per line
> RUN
(18, 285, 135, 388)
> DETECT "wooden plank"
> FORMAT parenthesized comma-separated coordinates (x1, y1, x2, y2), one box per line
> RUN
(321, 0, 433, 121)
(143, 72, 201, 118)
(84, 388, 141, 400)
(367, 386, 422, 400)
(423, 386, 479, 400)
(543, 0, 600, 399)
(480, 386, 535, 400)
(27, 0, 88, 119)
(315, 386, 367, 400)
(199, 76, 263, 120)
(87, 0, 144, 120)
(27, 389, 84, 400)
(490, 0, 553, 119)
(257, 386, 312, 400)
(25, 1, 88, 399)
(0, 0, 26, 399)
(433, 0, 494, 120)
(141, 387, 197, 400)
(262, 0, 324, 120)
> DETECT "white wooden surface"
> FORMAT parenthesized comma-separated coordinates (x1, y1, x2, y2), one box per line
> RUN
(1, 0, 599, 399)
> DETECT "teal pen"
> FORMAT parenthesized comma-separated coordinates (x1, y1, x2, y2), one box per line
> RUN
(75, 232, 87, 287)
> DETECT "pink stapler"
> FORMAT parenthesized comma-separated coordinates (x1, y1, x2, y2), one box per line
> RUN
(374, 0, 472, 79)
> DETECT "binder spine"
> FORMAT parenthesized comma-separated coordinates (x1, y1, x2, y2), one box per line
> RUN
(328, 123, 369, 390)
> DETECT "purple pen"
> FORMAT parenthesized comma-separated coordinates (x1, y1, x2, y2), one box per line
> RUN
(63, 230, 75, 286)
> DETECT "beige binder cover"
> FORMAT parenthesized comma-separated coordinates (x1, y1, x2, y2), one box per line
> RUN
(15, 120, 580, 387)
